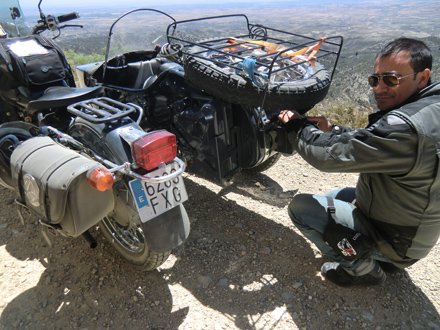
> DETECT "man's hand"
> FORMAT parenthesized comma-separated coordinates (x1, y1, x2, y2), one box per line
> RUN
(278, 110, 300, 124)
(279, 111, 334, 133)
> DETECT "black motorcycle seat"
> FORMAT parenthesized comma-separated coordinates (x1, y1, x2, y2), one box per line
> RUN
(129, 58, 161, 89)
(142, 62, 184, 90)
(26, 86, 103, 113)
(103, 58, 162, 90)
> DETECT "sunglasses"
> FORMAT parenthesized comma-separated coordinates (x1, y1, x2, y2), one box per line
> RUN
(368, 72, 415, 88)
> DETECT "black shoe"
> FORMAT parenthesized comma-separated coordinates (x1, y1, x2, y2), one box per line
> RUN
(321, 262, 386, 287)
(377, 261, 402, 274)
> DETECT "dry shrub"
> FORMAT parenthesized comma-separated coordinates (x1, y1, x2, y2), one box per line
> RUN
(308, 98, 373, 128)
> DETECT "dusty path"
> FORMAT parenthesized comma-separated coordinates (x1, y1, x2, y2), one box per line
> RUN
(1, 155, 439, 329)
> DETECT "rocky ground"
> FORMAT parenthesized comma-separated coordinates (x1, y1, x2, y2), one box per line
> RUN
(0, 154, 439, 329)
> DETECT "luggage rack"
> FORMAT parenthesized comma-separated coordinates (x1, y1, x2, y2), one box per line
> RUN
(67, 97, 137, 124)
(166, 14, 343, 84)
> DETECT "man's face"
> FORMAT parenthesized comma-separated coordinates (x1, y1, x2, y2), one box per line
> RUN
(372, 51, 424, 111)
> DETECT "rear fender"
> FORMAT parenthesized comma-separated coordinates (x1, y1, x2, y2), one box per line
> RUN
(141, 204, 190, 252)
(68, 119, 141, 164)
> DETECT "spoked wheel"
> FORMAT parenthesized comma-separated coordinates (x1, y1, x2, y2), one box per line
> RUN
(98, 182, 171, 271)
(99, 218, 171, 271)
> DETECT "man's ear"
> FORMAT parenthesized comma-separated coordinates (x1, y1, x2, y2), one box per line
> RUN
(417, 68, 431, 89)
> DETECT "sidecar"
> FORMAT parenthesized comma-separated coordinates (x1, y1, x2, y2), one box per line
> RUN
(76, 10, 343, 183)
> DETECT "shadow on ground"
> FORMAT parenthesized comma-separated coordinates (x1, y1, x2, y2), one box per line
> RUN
(0, 175, 439, 329)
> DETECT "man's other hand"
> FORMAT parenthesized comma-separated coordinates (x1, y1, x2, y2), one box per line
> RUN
(308, 115, 333, 132)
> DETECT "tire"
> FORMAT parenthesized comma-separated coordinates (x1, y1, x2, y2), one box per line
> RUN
(69, 123, 171, 271)
(184, 49, 331, 113)
(244, 153, 281, 173)
(0, 122, 36, 189)
(0, 122, 36, 141)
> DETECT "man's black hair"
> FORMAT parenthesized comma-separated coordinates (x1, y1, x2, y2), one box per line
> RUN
(376, 37, 432, 74)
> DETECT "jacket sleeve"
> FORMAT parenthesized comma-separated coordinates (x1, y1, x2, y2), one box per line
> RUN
(288, 114, 418, 175)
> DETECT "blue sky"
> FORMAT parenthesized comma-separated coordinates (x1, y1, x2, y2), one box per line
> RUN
(20, 0, 288, 4)
(19, 0, 286, 9)
(18, 0, 361, 15)
(17, 1, 261, 15)
(17, 0, 310, 17)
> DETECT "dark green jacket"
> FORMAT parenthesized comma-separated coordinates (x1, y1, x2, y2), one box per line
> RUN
(289, 82, 440, 266)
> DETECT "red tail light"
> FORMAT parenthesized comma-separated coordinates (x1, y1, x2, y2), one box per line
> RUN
(132, 130, 177, 171)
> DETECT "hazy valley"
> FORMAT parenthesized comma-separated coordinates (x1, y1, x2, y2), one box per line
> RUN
(24, 0, 440, 108)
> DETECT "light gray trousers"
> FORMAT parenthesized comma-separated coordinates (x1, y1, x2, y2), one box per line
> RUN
(288, 188, 390, 276)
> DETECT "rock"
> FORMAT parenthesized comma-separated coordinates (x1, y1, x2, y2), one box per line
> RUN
(362, 311, 374, 322)
(260, 247, 272, 254)
(281, 291, 294, 301)
(197, 275, 212, 289)
(217, 278, 229, 288)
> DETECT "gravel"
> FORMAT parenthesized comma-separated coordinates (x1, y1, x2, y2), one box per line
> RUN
(0, 154, 439, 329)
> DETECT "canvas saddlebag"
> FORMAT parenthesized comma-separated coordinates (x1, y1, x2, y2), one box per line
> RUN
(0, 35, 69, 91)
(10, 136, 114, 237)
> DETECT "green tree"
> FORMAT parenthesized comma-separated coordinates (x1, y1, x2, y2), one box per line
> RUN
(63, 49, 104, 67)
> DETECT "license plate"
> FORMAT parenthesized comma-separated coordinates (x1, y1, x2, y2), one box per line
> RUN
(129, 163, 188, 223)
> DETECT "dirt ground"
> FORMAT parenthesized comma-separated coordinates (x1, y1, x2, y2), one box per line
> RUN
(0, 154, 439, 329)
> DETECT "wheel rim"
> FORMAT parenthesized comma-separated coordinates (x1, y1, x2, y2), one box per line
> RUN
(101, 216, 146, 254)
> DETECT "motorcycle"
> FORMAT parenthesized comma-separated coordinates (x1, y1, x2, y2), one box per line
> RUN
(77, 9, 343, 183)
(0, 0, 190, 271)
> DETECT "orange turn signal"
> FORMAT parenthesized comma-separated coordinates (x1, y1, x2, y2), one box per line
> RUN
(87, 167, 114, 192)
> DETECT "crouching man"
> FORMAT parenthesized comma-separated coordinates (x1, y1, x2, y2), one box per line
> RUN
(279, 37, 440, 286)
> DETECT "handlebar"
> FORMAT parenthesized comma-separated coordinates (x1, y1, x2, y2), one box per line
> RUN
(57, 12, 80, 23)
(32, 10, 81, 36)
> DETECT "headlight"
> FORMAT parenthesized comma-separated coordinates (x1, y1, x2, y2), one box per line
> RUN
(23, 174, 40, 207)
